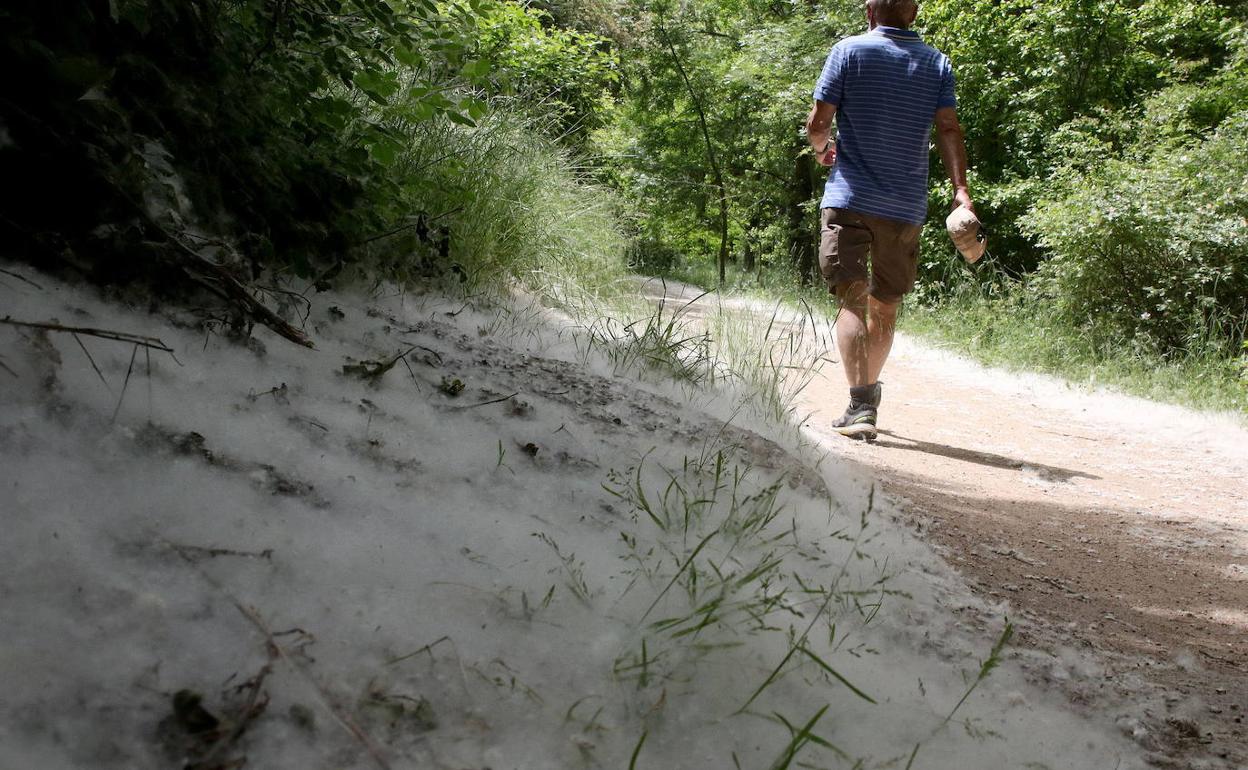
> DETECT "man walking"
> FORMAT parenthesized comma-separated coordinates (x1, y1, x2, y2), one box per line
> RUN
(805, 0, 973, 440)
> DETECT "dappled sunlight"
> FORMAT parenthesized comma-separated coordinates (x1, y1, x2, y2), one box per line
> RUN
(1132, 605, 1248, 632)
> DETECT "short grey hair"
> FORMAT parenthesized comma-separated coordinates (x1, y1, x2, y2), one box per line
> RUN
(867, 0, 918, 27)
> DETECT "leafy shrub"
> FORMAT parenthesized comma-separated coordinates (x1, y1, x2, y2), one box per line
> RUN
(1022, 111, 1248, 355)
(0, 0, 489, 285)
(353, 108, 627, 297)
(475, 2, 619, 143)
(625, 238, 681, 274)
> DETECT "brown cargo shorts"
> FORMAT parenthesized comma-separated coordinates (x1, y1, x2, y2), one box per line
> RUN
(818, 208, 923, 303)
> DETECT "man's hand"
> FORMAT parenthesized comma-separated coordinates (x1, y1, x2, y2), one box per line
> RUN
(817, 141, 837, 167)
(953, 186, 974, 213)
(806, 100, 838, 165)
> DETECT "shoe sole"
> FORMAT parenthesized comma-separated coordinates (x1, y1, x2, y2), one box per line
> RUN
(834, 423, 878, 441)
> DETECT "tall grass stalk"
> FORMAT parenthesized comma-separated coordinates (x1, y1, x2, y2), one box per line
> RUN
(572, 279, 839, 428)
(736, 487, 876, 714)
(768, 704, 832, 770)
(362, 105, 629, 306)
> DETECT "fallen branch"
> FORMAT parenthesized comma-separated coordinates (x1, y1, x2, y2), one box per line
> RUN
(80, 179, 320, 351)
(385, 635, 451, 666)
(0, 317, 178, 357)
(448, 391, 518, 411)
(402, 344, 443, 365)
(231, 601, 392, 770)
(72, 333, 113, 391)
(167, 240, 315, 349)
(343, 346, 416, 383)
(171, 546, 392, 770)
(111, 343, 140, 422)
(192, 660, 273, 770)
(292, 415, 329, 432)
(0, 267, 44, 290)
(170, 543, 275, 562)
(256, 284, 313, 327)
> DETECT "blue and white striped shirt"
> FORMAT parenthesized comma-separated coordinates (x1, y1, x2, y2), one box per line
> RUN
(813, 26, 956, 225)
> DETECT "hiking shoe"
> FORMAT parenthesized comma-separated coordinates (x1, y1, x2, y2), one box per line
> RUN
(832, 383, 881, 441)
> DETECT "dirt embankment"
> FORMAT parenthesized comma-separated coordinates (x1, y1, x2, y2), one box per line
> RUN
(637, 277, 1248, 769)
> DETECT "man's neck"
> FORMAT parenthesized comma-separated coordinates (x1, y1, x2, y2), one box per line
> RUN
(871, 24, 919, 38)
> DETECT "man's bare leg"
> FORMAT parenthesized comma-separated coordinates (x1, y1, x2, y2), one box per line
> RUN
(833, 281, 884, 438)
(866, 295, 900, 384)
(835, 281, 871, 387)
(836, 284, 900, 385)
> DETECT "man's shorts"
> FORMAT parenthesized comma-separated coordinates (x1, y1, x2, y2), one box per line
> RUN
(818, 208, 923, 303)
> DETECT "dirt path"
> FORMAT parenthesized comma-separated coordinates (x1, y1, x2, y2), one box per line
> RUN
(809, 340, 1248, 768)
(636, 277, 1248, 768)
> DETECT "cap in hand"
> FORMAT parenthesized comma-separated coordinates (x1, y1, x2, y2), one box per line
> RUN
(946, 205, 986, 263)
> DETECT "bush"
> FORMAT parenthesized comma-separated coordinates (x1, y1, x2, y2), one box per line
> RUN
(625, 237, 681, 274)
(345, 102, 626, 299)
(0, 0, 628, 322)
(1022, 111, 1248, 356)
(475, 2, 619, 144)
(0, 0, 488, 285)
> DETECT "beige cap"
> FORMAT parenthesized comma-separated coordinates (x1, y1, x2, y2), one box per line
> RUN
(946, 205, 986, 263)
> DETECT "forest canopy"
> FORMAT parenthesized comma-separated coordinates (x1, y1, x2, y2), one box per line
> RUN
(1, 0, 1245, 375)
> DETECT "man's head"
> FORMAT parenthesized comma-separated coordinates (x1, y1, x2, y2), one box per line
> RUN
(866, 0, 918, 29)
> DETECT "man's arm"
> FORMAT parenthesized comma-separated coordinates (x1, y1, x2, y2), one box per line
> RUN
(934, 106, 973, 212)
(806, 100, 838, 167)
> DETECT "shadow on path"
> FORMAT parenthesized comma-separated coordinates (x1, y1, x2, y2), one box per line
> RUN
(874, 429, 1101, 482)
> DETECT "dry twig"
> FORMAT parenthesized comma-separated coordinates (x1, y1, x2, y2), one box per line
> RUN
(137, 215, 315, 349)
(448, 391, 518, 411)
(192, 661, 273, 770)
(171, 545, 393, 770)
(72, 333, 112, 391)
(0, 317, 178, 357)
(111, 343, 140, 422)
(0, 267, 44, 290)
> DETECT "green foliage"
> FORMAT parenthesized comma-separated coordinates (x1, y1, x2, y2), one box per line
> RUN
(3, 0, 1244, 395)
(0, 0, 490, 287)
(922, 0, 1227, 181)
(476, 2, 619, 141)
(902, 287, 1248, 415)
(603, 0, 1243, 290)
(0, 0, 631, 345)
(916, 0, 1232, 277)
(366, 109, 627, 295)
(1023, 110, 1248, 355)
(912, 4, 1248, 367)
(599, 0, 861, 283)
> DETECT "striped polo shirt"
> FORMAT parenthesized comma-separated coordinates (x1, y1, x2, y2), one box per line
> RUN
(813, 26, 956, 225)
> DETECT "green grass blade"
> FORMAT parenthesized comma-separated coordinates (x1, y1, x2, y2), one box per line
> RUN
(944, 619, 1014, 722)
(629, 730, 647, 770)
(768, 704, 829, 770)
(797, 645, 877, 704)
(904, 742, 921, 770)
(640, 530, 717, 622)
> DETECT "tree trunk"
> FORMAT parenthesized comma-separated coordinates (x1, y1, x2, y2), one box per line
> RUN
(789, 142, 818, 286)
(743, 211, 761, 273)
(658, 20, 730, 286)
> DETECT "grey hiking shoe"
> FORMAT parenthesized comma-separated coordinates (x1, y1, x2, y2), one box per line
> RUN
(832, 383, 881, 440)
